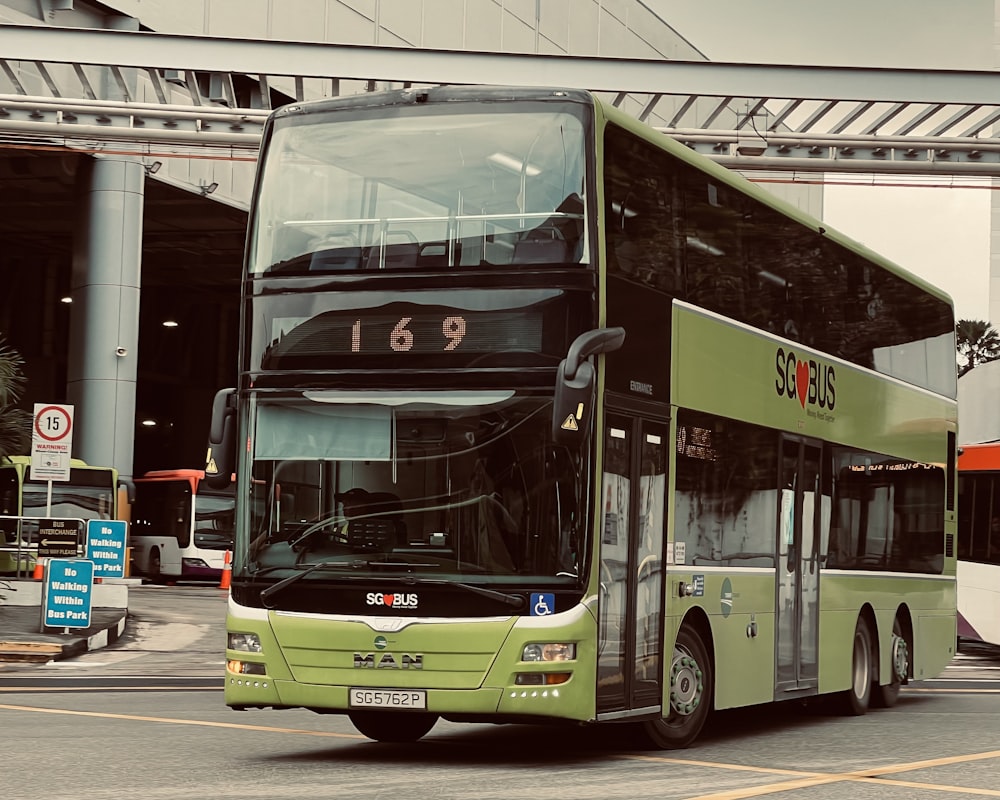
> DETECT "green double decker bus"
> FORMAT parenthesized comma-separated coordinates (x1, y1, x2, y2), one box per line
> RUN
(209, 86, 957, 748)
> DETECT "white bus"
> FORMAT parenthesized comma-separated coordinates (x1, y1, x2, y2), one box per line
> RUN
(957, 442, 1000, 646)
(130, 469, 234, 581)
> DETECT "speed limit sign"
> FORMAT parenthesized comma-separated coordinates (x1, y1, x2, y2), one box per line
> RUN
(31, 403, 74, 481)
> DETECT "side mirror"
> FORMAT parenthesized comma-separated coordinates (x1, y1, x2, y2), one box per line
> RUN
(552, 327, 626, 445)
(205, 388, 236, 489)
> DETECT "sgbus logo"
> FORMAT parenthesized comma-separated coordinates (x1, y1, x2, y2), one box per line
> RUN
(366, 592, 419, 609)
(774, 347, 836, 411)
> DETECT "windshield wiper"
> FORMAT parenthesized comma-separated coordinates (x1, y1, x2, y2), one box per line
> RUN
(259, 561, 358, 608)
(392, 575, 526, 610)
(258, 563, 526, 610)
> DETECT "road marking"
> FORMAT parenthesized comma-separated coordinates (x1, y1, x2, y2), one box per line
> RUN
(621, 748, 1000, 799)
(0, 702, 365, 737)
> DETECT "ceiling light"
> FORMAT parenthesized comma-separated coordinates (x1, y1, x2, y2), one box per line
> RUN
(162, 320, 179, 328)
(488, 152, 541, 177)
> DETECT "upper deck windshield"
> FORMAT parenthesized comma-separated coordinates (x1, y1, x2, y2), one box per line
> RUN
(244, 391, 587, 587)
(250, 100, 590, 274)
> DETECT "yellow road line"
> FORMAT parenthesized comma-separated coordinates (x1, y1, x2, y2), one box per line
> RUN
(622, 748, 1000, 799)
(0, 703, 364, 738)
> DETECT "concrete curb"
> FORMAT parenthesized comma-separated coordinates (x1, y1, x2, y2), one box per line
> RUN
(0, 607, 128, 663)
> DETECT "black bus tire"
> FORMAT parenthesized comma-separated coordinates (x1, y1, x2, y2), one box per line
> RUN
(348, 711, 438, 743)
(837, 615, 873, 716)
(641, 625, 713, 749)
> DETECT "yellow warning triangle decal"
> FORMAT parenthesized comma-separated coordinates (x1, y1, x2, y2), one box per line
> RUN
(560, 415, 579, 431)
(206, 456, 219, 475)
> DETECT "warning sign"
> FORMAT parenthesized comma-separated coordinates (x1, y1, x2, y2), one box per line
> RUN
(30, 403, 74, 482)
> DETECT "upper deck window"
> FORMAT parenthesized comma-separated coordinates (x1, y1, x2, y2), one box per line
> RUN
(250, 104, 590, 274)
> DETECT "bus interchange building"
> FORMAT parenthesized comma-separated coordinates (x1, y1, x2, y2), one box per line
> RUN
(0, 0, 998, 484)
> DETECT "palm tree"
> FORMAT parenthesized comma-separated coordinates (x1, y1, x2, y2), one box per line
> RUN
(957, 319, 1000, 377)
(0, 336, 31, 459)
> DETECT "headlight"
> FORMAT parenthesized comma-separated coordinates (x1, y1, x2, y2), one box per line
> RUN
(227, 660, 266, 675)
(228, 632, 262, 653)
(521, 642, 576, 662)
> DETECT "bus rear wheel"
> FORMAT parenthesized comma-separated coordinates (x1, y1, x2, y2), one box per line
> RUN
(641, 626, 712, 749)
(147, 548, 163, 583)
(837, 616, 873, 716)
(872, 616, 908, 709)
(348, 711, 438, 743)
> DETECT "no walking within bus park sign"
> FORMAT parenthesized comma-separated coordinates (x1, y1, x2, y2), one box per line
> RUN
(31, 403, 74, 482)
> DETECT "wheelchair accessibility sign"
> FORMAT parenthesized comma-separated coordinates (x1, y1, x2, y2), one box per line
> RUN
(530, 592, 555, 616)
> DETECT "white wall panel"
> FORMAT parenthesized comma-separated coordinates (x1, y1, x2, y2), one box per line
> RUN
(539, 0, 570, 51)
(568, 0, 601, 55)
(380, 0, 423, 46)
(421, 0, 466, 49)
(326, 1, 377, 44)
(206, 0, 268, 39)
(466, 0, 503, 51)
(502, 8, 537, 53)
(270, 0, 329, 43)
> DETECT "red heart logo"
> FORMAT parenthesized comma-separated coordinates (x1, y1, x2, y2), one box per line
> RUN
(384, 594, 395, 606)
(795, 360, 809, 409)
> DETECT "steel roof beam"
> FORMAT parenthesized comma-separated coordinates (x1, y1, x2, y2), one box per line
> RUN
(0, 24, 998, 105)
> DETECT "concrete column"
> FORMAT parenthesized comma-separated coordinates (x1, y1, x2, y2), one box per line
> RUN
(992, 0, 1000, 326)
(67, 156, 143, 483)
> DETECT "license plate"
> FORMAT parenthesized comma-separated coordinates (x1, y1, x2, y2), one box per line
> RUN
(349, 688, 427, 709)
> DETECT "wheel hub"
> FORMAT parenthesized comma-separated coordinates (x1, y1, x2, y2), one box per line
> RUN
(891, 633, 909, 682)
(669, 649, 703, 716)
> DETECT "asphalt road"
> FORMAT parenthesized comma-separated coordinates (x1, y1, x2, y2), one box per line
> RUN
(2, 585, 1000, 800)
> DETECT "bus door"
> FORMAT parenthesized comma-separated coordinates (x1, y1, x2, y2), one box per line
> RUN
(597, 412, 668, 716)
(775, 435, 822, 695)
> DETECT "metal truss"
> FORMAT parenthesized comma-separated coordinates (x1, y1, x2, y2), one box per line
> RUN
(0, 24, 999, 175)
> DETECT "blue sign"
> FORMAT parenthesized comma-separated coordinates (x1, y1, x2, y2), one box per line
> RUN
(530, 592, 555, 616)
(86, 519, 128, 578)
(42, 559, 93, 629)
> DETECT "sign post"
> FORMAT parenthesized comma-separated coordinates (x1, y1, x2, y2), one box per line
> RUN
(30, 403, 75, 518)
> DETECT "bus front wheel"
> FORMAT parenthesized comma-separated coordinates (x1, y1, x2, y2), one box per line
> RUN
(348, 711, 438, 743)
(837, 616, 873, 716)
(641, 626, 713, 749)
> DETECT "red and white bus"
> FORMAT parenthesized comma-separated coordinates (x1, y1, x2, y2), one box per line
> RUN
(957, 442, 1000, 646)
(130, 469, 234, 581)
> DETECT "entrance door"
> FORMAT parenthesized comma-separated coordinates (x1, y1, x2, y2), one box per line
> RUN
(596, 412, 668, 715)
(775, 436, 822, 694)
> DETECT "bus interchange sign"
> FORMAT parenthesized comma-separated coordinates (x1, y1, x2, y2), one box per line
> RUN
(36, 517, 83, 558)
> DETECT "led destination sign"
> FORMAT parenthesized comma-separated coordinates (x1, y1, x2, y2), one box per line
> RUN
(265, 308, 544, 362)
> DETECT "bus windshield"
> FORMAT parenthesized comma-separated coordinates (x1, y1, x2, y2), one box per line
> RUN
(246, 391, 586, 583)
(251, 102, 590, 274)
(22, 471, 115, 520)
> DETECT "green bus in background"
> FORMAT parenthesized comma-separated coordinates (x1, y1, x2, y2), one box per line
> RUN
(0, 455, 119, 574)
(208, 86, 958, 748)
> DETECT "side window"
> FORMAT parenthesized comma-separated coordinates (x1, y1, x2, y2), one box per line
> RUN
(674, 410, 777, 568)
(604, 125, 682, 293)
(827, 450, 945, 573)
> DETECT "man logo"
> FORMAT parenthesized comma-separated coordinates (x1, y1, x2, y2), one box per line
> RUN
(354, 652, 423, 669)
